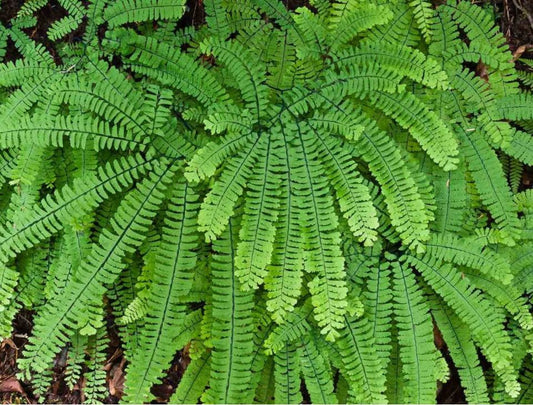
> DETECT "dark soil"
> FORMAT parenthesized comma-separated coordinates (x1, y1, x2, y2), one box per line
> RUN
(0, 0, 532, 403)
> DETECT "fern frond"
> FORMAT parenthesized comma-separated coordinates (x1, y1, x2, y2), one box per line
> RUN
(200, 37, 268, 121)
(202, 218, 255, 403)
(391, 260, 437, 403)
(104, 0, 186, 28)
(336, 314, 387, 402)
(235, 135, 283, 290)
(274, 341, 302, 404)
(297, 331, 336, 404)
(494, 94, 533, 121)
(290, 121, 347, 340)
(0, 114, 146, 151)
(18, 161, 176, 378)
(0, 155, 153, 261)
(123, 180, 200, 403)
(198, 136, 264, 242)
(363, 262, 393, 366)
(264, 146, 304, 323)
(463, 270, 533, 331)
(264, 301, 313, 354)
(404, 254, 519, 397)
(369, 91, 459, 170)
(84, 328, 108, 404)
(501, 131, 533, 166)
(313, 131, 378, 246)
(424, 233, 512, 284)
(430, 296, 490, 404)
(431, 160, 468, 233)
(329, 4, 392, 50)
(170, 348, 211, 404)
(358, 121, 430, 250)
(335, 42, 448, 90)
(408, 0, 435, 42)
(455, 125, 520, 242)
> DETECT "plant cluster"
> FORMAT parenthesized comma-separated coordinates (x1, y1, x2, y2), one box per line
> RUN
(0, 0, 533, 403)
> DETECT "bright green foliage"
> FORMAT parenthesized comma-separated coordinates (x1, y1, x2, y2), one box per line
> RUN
(0, 0, 532, 403)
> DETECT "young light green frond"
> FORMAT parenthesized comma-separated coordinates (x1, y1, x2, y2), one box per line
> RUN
(391, 261, 437, 403)
(290, 121, 347, 340)
(104, 0, 186, 28)
(264, 301, 312, 354)
(203, 219, 255, 403)
(358, 122, 430, 250)
(408, 0, 435, 42)
(264, 150, 304, 323)
(429, 296, 490, 404)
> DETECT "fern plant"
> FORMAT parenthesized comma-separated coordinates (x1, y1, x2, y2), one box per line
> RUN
(0, 0, 532, 403)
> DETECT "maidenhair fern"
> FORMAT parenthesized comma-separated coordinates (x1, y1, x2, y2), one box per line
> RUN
(0, 0, 532, 403)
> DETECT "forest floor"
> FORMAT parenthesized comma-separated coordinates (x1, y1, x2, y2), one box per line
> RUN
(0, 0, 532, 403)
